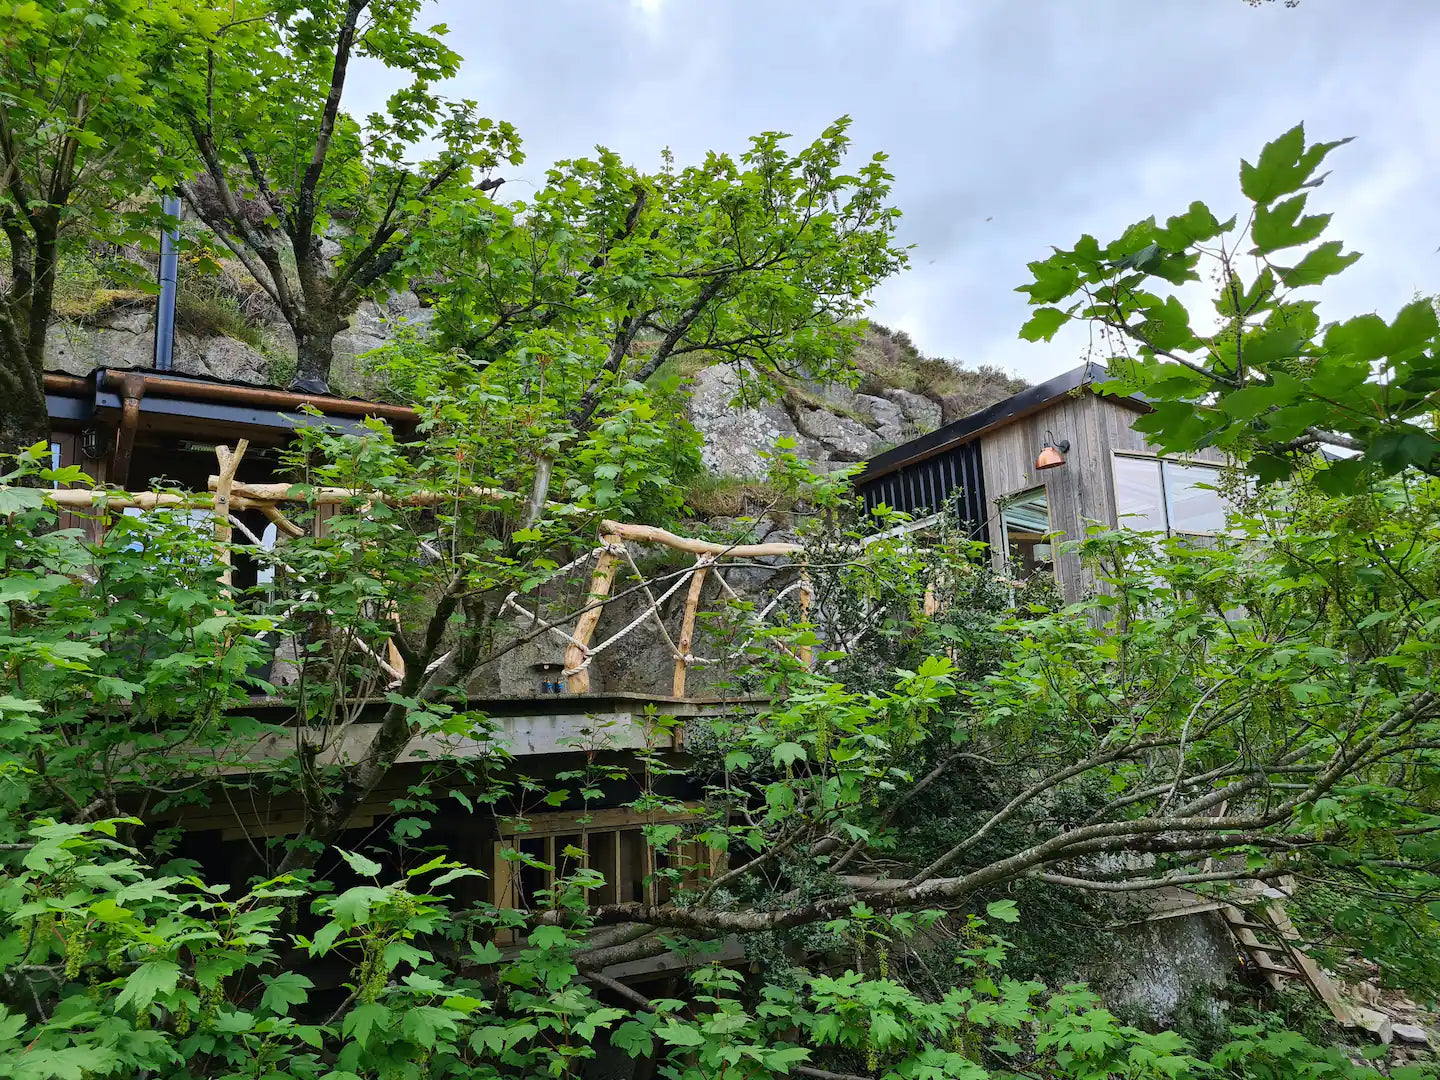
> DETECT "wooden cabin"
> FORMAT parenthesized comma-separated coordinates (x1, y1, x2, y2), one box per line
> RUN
(854, 362, 1229, 601)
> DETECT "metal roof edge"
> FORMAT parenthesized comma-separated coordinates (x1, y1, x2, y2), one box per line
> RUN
(854, 360, 1147, 485)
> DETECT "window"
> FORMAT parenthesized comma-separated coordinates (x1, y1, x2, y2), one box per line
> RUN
(999, 487, 1052, 578)
(488, 808, 721, 944)
(1113, 455, 1228, 536)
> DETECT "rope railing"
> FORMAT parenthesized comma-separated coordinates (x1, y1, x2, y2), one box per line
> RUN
(25, 446, 816, 698)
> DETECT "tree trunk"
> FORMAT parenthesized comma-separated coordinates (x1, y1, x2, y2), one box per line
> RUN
(0, 360, 49, 461)
(291, 313, 347, 395)
(0, 218, 57, 460)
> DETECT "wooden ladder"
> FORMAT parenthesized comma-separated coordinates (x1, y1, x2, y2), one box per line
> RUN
(1220, 898, 1355, 1025)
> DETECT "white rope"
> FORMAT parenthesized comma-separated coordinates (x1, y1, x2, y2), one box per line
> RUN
(680, 578, 808, 667)
(619, 544, 681, 658)
(562, 564, 697, 676)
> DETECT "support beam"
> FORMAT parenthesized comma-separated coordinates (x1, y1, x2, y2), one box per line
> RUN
(213, 440, 248, 594)
(565, 535, 623, 694)
(603, 519, 802, 558)
(672, 559, 711, 698)
(110, 372, 146, 487)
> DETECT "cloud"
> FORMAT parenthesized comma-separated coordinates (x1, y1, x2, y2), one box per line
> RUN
(350, 0, 1440, 382)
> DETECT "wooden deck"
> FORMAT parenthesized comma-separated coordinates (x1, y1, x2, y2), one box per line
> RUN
(179, 692, 763, 775)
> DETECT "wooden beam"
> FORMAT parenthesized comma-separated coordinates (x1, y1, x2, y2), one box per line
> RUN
(565, 535, 622, 693)
(110, 372, 146, 487)
(207, 478, 508, 505)
(798, 570, 814, 668)
(602, 519, 802, 558)
(671, 560, 710, 698)
(259, 502, 305, 539)
(213, 441, 248, 593)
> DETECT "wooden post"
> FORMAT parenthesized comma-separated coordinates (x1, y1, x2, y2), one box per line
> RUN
(563, 534, 622, 693)
(213, 440, 248, 594)
(385, 602, 406, 683)
(671, 558, 711, 698)
(798, 569, 814, 668)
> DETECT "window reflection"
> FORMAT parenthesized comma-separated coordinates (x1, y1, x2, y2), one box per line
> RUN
(1113, 456, 1167, 531)
(1000, 487, 1051, 578)
(1112, 454, 1229, 536)
(1163, 461, 1226, 535)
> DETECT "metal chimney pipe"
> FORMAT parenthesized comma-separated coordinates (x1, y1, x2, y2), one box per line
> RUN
(153, 194, 181, 371)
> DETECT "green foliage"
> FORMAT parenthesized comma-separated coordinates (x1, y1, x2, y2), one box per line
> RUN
(0, 0, 203, 452)
(176, 0, 523, 387)
(1016, 123, 1440, 492)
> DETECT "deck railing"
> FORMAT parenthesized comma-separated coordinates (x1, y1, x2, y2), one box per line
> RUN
(34, 441, 815, 697)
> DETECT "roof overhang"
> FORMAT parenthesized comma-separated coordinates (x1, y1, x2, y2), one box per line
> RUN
(44, 368, 418, 445)
(854, 361, 1148, 486)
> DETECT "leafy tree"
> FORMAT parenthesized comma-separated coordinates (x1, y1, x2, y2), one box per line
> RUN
(1016, 123, 1439, 491)
(6, 101, 1440, 1079)
(0, 0, 198, 456)
(1018, 124, 1440, 1001)
(175, 0, 521, 392)
(2, 439, 1430, 1077)
(405, 117, 908, 518)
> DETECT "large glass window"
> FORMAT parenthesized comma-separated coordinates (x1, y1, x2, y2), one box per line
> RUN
(1112, 456, 1167, 532)
(1000, 487, 1052, 578)
(1113, 454, 1228, 536)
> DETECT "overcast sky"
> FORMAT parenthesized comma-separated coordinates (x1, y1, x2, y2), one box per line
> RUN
(352, 0, 1440, 383)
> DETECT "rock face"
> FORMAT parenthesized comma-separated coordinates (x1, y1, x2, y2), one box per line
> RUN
(687, 364, 804, 478)
(44, 308, 270, 384)
(44, 289, 434, 394)
(794, 406, 877, 462)
(1107, 913, 1236, 1027)
(329, 291, 435, 395)
(684, 361, 977, 479)
(881, 388, 943, 435)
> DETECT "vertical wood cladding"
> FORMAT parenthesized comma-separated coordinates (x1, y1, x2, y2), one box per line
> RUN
(856, 439, 988, 541)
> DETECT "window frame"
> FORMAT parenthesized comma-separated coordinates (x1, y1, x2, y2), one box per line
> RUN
(996, 484, 1054, 579)
(1111, 451, 1229, 538)
(488, 806, 721, 944)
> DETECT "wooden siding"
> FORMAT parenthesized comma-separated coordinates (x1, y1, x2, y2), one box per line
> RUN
(980, 392, 1223, 602)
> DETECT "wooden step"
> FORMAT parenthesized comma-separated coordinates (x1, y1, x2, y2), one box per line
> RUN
(1244, 941, 1294, 956)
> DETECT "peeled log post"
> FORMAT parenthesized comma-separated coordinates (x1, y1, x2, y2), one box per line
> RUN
(798, 570, 814, 668)
(213, 441, 248, 593)
(564, 535, 622, 694)
(672, 558, 712, 698)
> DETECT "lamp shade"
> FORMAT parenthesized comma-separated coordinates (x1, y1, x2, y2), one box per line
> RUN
(1036, 442, 1068, 470)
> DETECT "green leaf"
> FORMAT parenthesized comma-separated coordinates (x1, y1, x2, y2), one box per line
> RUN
(1019, 259, 1079, 304)
(339, 849, 383, 877)
(344, 1008, 394, 1048)
(1019, 307, 1069, 343)
(260, 972, 314, 1015)
(1154, 201, 1225, 249)
(0, 487, 44, 515)
(1251, 194, 1330, 254)
(469, 940, 503, 964)
(986, 899, 1021, 924)
(1368, 429, 1440, 475)
(1276, 240, 1360, 289)
(767, 1046, 812, 1074)
(528, 925, 569, 949)
(611, 1020, 655, 1057)
(772, 742, 807, 767)
(115, 959, 181, 1012)
(1240, 125, 1352, 205)
(655, 1020, 705, 1047)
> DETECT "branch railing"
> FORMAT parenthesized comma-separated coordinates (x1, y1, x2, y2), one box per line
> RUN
(513, 521, 812, 695)
(31, 444, 816, 698)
